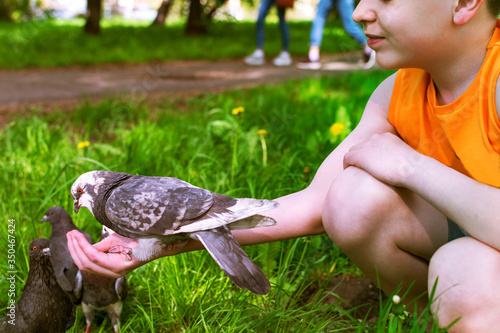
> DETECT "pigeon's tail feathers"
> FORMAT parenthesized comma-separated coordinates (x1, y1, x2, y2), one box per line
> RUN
(191, 227, 271, 295)
(176, 198, 278, 234)
(228, 215, 277, 230)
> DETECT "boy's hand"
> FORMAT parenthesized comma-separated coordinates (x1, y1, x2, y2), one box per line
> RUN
(343, 132, 424, 187)
(67, 230, 144, 278)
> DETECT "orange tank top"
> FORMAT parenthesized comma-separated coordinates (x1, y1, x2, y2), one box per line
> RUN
(388, 21, 500, 188)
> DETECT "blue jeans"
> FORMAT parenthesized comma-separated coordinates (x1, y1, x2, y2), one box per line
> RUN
(310, 0, 366, 47)
(255, 0, 290, 51)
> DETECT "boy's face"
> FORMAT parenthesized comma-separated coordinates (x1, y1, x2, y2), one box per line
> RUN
(353, 0, 457, 70)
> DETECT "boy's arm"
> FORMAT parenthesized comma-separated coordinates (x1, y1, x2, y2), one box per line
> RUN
(231, 73, 398, 247)
(67, 74, 398, 278)
(343, 74, 500, 250)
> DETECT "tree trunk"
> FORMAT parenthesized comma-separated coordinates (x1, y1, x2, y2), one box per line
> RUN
(151, 0, 174, 27)
(185, 0, 206, 35)
(205, 0, 228, 22)
(84, 0, 102, 35)
(0, 0, 13, 22)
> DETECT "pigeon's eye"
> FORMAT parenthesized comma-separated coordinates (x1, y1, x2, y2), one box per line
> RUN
(50, 212, 54, 216)
(77, 188, 84, 194)
(33, 246, 38, 251)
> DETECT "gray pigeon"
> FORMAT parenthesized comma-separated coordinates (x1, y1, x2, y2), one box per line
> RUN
(0, 238, 74, 333)
(71, 170, 278, 294)
(81, 226, 128, 333)
(41, 206, 93, 304)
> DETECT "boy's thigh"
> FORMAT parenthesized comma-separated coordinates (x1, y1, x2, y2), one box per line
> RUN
(324, 166, 448, 260)
(429, 237, 500, 328)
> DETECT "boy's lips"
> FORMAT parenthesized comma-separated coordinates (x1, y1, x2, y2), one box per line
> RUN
(365, 33, 385, 48)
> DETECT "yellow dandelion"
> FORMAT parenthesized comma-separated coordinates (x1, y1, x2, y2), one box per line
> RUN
(257, 129, 268, 136)
(231, 106, 244, 115)
(329, 123, 345, 136)
(77, 141, 90, 149)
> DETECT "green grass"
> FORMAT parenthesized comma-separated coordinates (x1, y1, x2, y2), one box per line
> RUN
(1, 18, 360, 69)
(0, 70, 446, 331)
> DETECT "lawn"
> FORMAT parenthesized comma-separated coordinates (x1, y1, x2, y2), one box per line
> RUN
(0, 14, 454, 332)
(0, 67, 448, 331)
(1, 18, 361, 69)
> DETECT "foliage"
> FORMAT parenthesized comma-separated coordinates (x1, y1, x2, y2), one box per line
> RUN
(0, 70, 445, 331)
(0, 18, 361, 69)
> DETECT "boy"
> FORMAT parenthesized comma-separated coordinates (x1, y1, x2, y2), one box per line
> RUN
(67, 0, 500, 330)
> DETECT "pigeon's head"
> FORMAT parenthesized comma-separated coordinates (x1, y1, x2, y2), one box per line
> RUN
(29, 238, 51, 258)
(71, 171, 106, 216)
(40, 206, 69, 224)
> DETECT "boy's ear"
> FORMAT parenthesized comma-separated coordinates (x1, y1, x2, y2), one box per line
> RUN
(453, 0, 485, 25)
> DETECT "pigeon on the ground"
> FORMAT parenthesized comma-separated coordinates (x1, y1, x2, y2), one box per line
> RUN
(71, 170, 278, 294)
(41, 206, 93, 304)
(81, 226, 128, 333)
(0, 238, 74, 333)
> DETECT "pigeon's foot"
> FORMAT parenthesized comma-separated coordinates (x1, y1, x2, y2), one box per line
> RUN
(85, 324, 91, 333)
(107, 245, 133, 262)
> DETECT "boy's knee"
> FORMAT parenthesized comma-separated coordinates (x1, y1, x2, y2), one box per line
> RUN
(429, 238, 500, 332)
(322, 167, 396, 249)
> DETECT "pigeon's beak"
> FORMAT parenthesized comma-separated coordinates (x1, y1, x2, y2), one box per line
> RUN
(74, 201, 81, 213)
(43, 248, 51, 256)
(40, 215, 47, 223)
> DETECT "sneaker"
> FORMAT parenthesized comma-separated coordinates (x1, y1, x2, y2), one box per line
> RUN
(361, 50, 376, 69)
(272, 51, 292, 66)
(244, 51, 264, 66)
(297, 56, 321, 70)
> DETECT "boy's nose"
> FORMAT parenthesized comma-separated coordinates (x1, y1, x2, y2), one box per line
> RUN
(352, 0, 377, 25)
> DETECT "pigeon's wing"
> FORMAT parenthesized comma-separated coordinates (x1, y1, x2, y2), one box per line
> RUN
(73, 270, 83, 300)
(105, 177, 214, 236)
(191, 226, 271, 295)
(115, 276, 128, 301)
(172, 196, 279, 234)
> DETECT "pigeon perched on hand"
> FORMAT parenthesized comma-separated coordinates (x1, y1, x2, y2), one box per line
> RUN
(71, 170, 278, 294)
(0, 238, 74, 333)
(81, 226, 128, 333)
(41, 206, 93, 304)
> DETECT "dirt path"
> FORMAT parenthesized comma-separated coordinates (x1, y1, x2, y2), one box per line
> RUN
(0, 52, 369, 126)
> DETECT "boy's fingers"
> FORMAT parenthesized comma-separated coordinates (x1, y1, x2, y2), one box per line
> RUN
(92, 233, 137, 252)
(67, 231, 122, 278)
(66, 231, 84, 269)
(92, 233, 116, 252)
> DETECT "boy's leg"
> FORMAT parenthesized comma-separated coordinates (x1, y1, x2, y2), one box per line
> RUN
(429, 237, 500, 332)
(322, 166, 448, 303)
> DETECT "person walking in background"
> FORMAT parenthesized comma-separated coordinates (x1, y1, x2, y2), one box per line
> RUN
(244, 0, 292, 66)
(297, 0, 375, 69)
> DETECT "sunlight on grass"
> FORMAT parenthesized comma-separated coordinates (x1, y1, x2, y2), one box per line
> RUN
(0, 18, 360, 69)
(0, 70, 445, 331)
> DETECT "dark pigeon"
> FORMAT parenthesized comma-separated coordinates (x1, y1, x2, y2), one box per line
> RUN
(0, 238, 74, 333)
(81, 226, 128, 333)
(41, 206, 93, 304)
(71, 170, 278, 295)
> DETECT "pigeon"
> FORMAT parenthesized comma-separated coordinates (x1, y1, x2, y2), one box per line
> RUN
(41, 206, 93, 304)
(81, 226, 128, 333)
(71, 170, 278, 295)
(0, 238, 74, 333)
